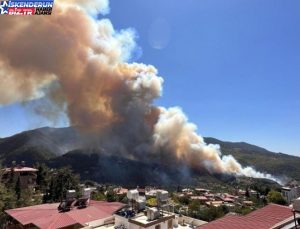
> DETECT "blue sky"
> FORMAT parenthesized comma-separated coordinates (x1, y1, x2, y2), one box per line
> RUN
(1, 0, 300, 156)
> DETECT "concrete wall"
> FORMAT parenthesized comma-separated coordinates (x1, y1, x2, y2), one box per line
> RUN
(84, 216, 115, 227)
(130, 219, 172, 229)
(177, 215, 207, 227)
(116, 214, 173, 229)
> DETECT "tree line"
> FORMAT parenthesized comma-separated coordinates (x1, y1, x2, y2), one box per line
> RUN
(0, 163, 80, 225)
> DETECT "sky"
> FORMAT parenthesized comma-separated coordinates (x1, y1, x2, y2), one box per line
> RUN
(1, 0, 300, 156)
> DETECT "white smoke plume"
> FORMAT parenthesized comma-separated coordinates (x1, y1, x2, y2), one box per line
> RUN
(0, 0, 280, 183)
(153, 107, 279, 182)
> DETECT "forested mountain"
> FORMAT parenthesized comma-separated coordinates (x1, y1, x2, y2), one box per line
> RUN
(0, 127, 299, 185)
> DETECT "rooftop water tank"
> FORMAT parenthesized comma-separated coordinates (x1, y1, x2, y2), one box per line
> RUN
(156, 190, 169, 202)
(293, 197, 300, 212)
(174, 215, 179, 227)
(82, 188, 92, 199)
(137, 197, 146, 210)
(66, 190, 76, 200)
(127, 189, 139, 201)
(147, 207, 160, 220)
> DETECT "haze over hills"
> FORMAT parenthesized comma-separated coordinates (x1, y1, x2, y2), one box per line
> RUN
(0, 127, 299, 185)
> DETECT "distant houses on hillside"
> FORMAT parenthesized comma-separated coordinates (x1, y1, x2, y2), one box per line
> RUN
(1, 163, 38, 189)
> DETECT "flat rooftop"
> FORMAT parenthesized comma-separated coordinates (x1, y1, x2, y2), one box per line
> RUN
(115, 208, 206, 228)
(132, 214, 153, 224)
(175, 223, 194, 229)
(128, 212, 206, 228)
(128, 211, 174, 227)
(93, 223, 115, 229)
(133, 212, 173, 224)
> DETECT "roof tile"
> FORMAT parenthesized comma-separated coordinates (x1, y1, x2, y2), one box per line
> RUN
(198, 204, 293, 229)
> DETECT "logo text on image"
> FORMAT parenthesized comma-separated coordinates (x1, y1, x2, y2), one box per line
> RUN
(0, 0, 54, 15)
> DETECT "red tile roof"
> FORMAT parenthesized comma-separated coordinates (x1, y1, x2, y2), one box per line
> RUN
(5, 200, 125, 229)
(3, 167, 38, 172)
(191, 196, 208, 201)
(223, 197, 234, 202)
(33, 213, 78, 229)
(198, 204, 293, 229)
(224, 194, 235, 199)
(113, 187, 128, 195)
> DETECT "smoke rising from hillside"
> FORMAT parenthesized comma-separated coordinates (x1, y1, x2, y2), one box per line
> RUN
(0, 0, 279, 183)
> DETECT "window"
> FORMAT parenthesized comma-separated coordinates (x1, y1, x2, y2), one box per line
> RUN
(155, 224, 161, 229)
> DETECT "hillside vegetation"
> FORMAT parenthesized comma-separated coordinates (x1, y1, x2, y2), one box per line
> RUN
(0, 127, 299, 184)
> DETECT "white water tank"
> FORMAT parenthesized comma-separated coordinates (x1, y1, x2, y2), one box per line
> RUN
(82, 188, 92, 199)
(66, 190, 76, 199)
(293, 197, 300, 212)
(127, 189, 139, 201)
(137, 197, 146, 210)
(147, 207, 160, 220)
(157, 190, 169, 202)
(174, 215, 179, 227)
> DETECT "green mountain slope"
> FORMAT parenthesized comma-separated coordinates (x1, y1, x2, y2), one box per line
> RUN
(0, 127, 299, 184)
(0, 127, 81, 165)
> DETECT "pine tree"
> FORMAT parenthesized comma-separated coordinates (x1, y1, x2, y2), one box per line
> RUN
(47, 168, 80, 202)
(36, 163, 50, 192)
(0, 166, 16, 226)
(15, 176, 21, 200)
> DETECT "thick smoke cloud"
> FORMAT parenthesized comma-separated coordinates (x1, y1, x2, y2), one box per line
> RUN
(0, 0, 279, 183)
(153, 107, 278, 181)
